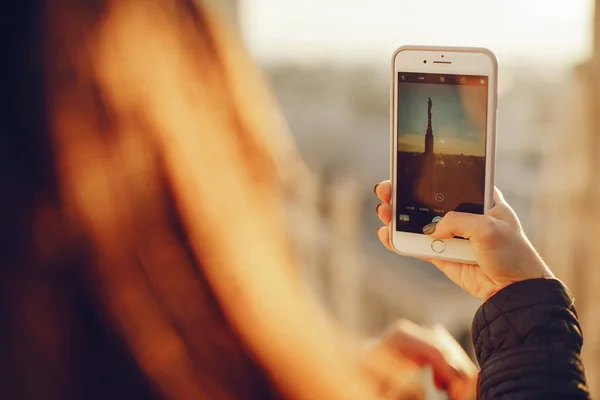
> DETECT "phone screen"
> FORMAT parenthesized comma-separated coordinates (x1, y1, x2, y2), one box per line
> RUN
(395, 72, 488, 234)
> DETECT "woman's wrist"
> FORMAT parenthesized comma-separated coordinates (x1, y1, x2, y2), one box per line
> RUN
(487, 270, 556, 302)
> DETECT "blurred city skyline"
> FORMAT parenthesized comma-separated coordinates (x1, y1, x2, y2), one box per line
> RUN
(241, 0, 592, 67)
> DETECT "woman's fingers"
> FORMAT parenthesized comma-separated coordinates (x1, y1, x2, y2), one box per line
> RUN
(493, 186, 506, 205)
(375, 181, 393, 252)
(381, 320, 469, 390)
(376, 226, 394, 252)
(374, 180, 392, 204)
(431, 325, 478, 377)
(376, 203, 392, 225)
(489, 186, 522, 229)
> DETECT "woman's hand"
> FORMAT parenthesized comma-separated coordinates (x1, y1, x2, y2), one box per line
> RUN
(374, 181, 554, 300)
(365, 320, 477, 400)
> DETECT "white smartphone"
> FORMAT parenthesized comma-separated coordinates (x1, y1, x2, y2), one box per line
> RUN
(390, 46, 497, 264)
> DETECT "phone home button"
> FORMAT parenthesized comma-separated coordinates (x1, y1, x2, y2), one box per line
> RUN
(431, 239, 446, 254)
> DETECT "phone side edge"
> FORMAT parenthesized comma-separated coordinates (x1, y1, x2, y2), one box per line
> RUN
(485, 49, 498, 211)
(389, 48, 400, 252)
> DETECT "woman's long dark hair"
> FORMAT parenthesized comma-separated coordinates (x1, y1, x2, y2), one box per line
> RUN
(0, 1, 422, 399)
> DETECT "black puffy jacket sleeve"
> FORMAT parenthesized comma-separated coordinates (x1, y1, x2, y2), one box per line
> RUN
(472, 278, 590, 399)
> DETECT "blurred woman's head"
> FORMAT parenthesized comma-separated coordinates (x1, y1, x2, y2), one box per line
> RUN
(0, 1, 422, 399)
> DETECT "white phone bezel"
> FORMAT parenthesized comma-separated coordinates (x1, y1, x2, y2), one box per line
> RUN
(390, 46, 498, 264)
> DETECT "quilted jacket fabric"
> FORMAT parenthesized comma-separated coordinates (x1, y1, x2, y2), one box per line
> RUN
(472, 279, 590, 399)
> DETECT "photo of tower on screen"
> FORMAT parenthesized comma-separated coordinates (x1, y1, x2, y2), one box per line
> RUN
(396, 78, 487, 233)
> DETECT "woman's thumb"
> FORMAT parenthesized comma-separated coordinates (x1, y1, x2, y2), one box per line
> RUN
(425, 211, 493, 242)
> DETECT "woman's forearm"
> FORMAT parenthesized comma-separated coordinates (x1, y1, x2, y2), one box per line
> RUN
(473, 278, 589, 399)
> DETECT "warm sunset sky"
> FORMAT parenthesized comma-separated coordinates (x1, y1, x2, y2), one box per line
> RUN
(397, 82, 486, 156)
(240, 0, 592, 66)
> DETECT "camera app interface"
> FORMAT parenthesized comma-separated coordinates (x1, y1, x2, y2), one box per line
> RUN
(395, 72, 488, 234)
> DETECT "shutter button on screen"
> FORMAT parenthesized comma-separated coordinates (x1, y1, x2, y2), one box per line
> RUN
(431, 239, 446, 254)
